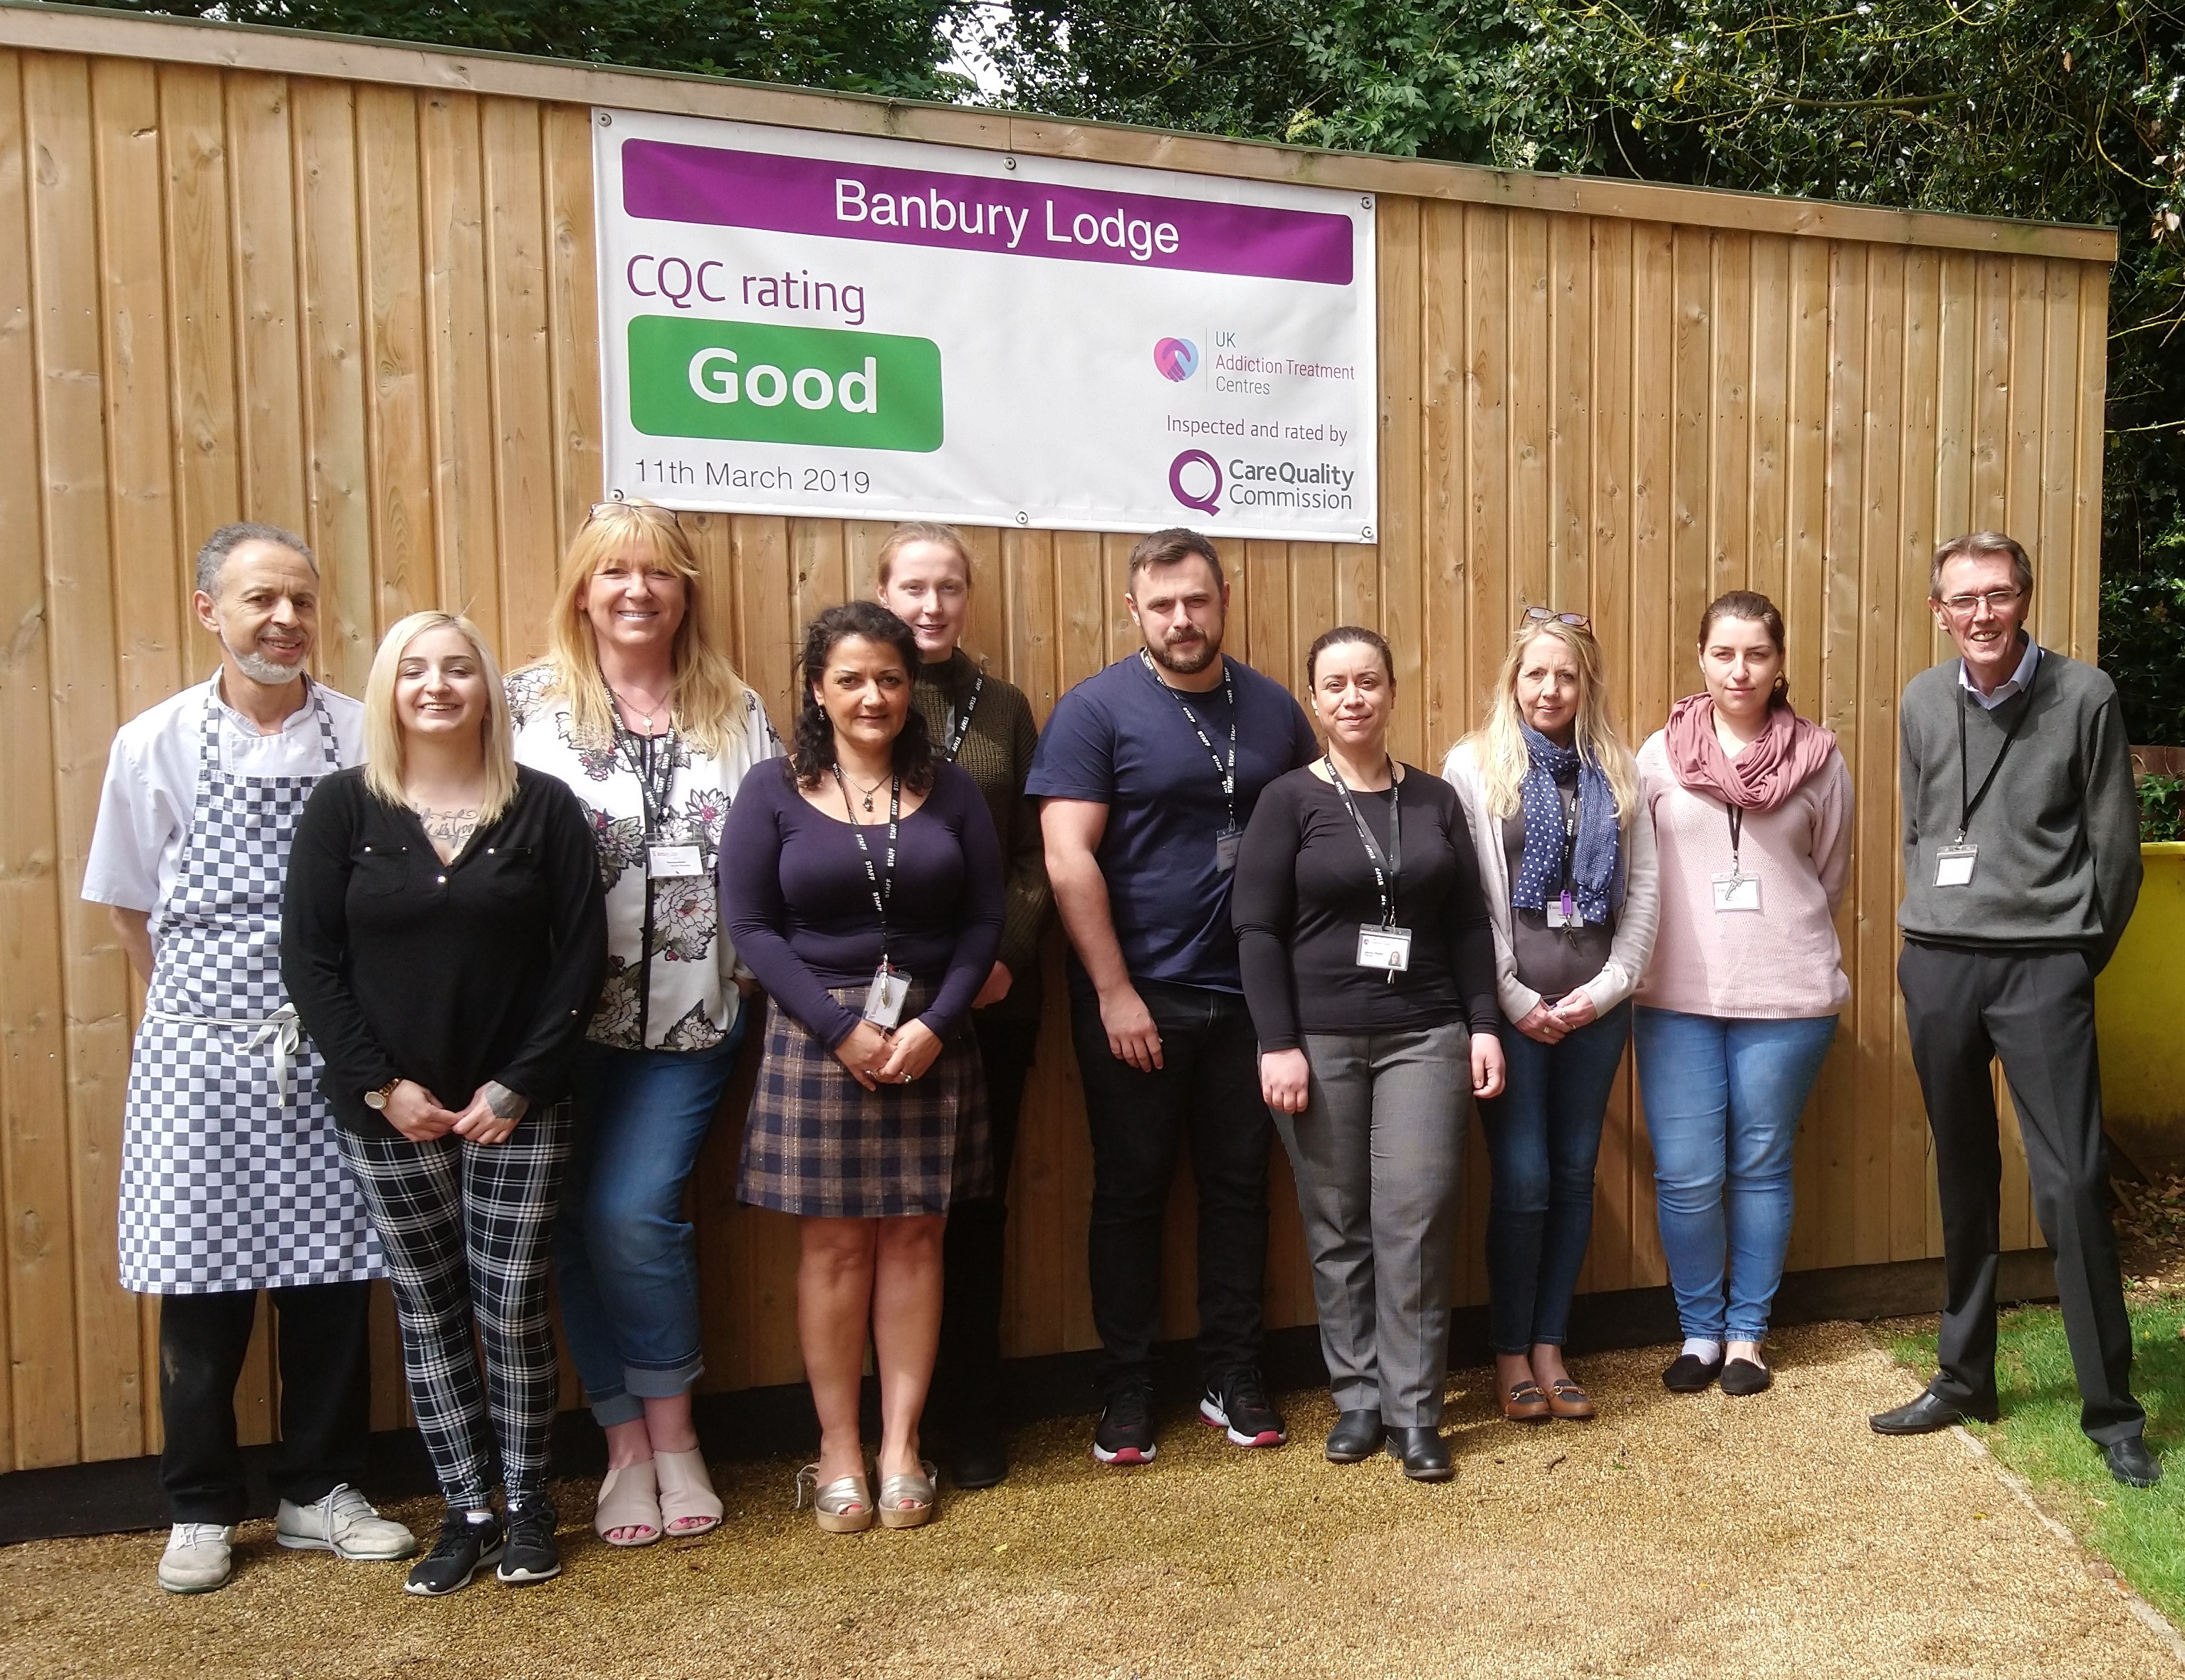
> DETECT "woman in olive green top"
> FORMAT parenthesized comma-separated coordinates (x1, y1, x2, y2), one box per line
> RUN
(876, 523, 1051, 1489)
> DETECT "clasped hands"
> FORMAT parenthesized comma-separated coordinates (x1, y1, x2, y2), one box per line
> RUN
(1515, 989, 1598, 1045)
(379, 1078, 526, 1145)
(832, 1018, 943, 1091)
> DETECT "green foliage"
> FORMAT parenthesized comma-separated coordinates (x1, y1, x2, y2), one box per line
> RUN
(76, 0, 968, 98)
(2143, 773, 2185, 840)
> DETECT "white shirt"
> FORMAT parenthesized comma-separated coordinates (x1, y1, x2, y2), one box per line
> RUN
(83, 673, 367, 913)
(1959, 636, 2040, 711)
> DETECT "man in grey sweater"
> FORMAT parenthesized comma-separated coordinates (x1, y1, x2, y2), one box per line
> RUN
(1870, 530, 2157, 1488)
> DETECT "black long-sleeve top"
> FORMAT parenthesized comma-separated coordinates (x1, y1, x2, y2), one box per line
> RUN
(718, 760, 1005, 1049)
(1232, 764, 1502, 1051)
(283, 764, 608, 1136)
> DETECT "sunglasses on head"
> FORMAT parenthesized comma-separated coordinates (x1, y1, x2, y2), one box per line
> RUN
(1520, 606, 1592, 632)
(586, 499, 676, 525)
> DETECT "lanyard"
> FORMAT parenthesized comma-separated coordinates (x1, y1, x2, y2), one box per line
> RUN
(1559, 782, 1578, 891)
(1324, 756, 1402, 927)
(1956, 646, 2043, 842)
(1139, 649, 1237, 829)
(611, 716, 678, 840)
(1726, 804, 1744, 872)
(834, 767, 902, 962)
(942, 664, 986, 765)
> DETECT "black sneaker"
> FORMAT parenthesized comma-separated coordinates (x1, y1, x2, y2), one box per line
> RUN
(1200, 1366, 1287, 1448)
(496, 1498, 562, 1585)
(1092, 1382, 1157, 1466)
(404, 1508, 503, 1597)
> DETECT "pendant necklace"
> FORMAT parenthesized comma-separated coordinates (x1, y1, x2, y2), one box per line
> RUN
(611, 686, 667, 736)
(844, 770, 887, 813)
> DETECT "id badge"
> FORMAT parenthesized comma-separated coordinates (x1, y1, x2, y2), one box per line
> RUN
(1711, 872, 1763, 913)
(648, 843, 704, 879)
(1546, 891, 1582, 930)
(1356, 925, 1413, 972)
(1213, 827, 1241, 874)
(862, 964, 911, 1029)
(1934, 844, 1979, 888)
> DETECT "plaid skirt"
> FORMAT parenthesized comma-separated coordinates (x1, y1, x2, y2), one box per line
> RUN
(739, 981, 992, 1217)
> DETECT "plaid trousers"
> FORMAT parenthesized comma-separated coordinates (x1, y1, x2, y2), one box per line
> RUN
(338, 1105, 570, 1509)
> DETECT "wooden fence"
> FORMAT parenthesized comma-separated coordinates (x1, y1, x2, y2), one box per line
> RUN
(0, 4, 2116, 1471)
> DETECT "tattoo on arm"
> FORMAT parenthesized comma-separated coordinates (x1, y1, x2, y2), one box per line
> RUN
(484, 1081, 529, 1121)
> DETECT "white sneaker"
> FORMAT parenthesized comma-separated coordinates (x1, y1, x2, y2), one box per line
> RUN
(276, 1484, 418, 1560)
(157, 1523, 235, 1593)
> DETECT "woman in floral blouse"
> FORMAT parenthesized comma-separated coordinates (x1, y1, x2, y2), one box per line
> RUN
(507, 500, 778, 1548)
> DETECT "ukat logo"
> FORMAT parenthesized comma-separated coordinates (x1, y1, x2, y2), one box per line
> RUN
(1169, 449, 1222, 515)
(1153, 337, 1200, 382)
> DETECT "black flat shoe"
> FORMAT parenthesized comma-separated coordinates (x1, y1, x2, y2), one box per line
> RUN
(946, 1432, 1010, 1491)
(1662, 1353, 1724, 1394)
(2106, 1437, 2163, 1488)
(1385, 1427, 1452, 1482)
(1868, 1390, 1998, 1434)
(1324, 1410, 1384, 1463)
(1719, 1358, 1772, 1397)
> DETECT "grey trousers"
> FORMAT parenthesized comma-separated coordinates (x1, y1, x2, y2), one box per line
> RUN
(1273, 1022, 1469, 1428)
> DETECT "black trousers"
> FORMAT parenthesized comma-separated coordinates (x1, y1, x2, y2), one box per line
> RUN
(1070, 979, 1271, 1391)
(158, 1281, 374, 1525)
(1899, 941, 2144, 1444)
(934, 1013, 1042, 1434)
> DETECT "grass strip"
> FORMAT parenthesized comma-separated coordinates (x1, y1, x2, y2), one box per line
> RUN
(1887, 1293, 2185, 1624)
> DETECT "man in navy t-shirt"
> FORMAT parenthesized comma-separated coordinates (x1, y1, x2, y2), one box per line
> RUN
(1031, 527, 1318, 1466)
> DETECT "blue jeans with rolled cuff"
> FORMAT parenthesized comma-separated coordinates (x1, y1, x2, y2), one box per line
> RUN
(1633, 1007, 1838, 1343)
(553, 1024, 744, 1428)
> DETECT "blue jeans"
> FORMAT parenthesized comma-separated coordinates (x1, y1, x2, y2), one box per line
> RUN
(554, 1026, 744, 1427)
(1479, 1001, 1632, 1354)
(1633, 1009, 1838, 1343)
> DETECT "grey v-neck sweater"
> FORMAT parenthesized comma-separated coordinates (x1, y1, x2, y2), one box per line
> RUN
(1896, 645, 2142, 970)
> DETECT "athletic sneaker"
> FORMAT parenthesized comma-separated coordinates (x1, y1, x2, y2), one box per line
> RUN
(276, 1483, 418, 1560)
(496, 1498, 562, 1585)
(404, 1508, 503, 1597)
(1200, 1366, 1287, 1448)
(157, 1523, 235, 1594)
(1092, 1382, 1158, 1466)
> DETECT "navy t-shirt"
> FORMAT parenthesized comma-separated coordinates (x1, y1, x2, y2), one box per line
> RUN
(1027, 653, 1318, 993)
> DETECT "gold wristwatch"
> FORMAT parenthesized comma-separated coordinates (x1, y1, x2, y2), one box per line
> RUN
(362, 1078, 402, 1111)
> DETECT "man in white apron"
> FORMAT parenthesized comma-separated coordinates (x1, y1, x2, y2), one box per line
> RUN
(83, 523, 415, 1592)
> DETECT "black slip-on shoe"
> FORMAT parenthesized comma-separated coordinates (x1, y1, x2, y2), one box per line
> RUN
(1662, 1353, 1724, 1394)
(404, 1510, 503, 1597)
(1385, 1427, 1453, 1482)
(1869, 1390, 1998, 1434)
(1324, 1410, 1384, 1463)
(1719, 1358, 1773, 1397)
(2106, 1437, 2163, 1488)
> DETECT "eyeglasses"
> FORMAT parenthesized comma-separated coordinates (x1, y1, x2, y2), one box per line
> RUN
(1937, 587, 2024, 616)
(1520, 607, 1592, 632)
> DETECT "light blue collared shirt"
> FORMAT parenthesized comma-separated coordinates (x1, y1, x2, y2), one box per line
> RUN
(1959, 634, 2040, 710)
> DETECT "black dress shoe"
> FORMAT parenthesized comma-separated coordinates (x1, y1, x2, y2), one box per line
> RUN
(1662, 1353, 1724, 1394)
(1324, 1410, 1384, 1463)
(1385, 1427, 1452, 1482)
(2106, 1436, 2163, 1488)
(946, 1432, 1010, 1490)
(1869, 1390, 1998, 1434)
(1719, 1358, 1772, 1397)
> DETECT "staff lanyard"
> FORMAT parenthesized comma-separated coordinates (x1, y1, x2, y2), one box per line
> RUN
(834, 767, 902, 964)
(1726, 804, 1744, 872)
(941, 664, 986, 765)
(1955, 646, 2043, 843)
(1140, 649, 1237, 830)
(1560, 784, 1578, 891)
(1324, 756, 1402, 928)
(612, 715, 678, 841)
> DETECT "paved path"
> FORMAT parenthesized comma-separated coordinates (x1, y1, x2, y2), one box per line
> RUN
(3, 1322, 2177, 1679)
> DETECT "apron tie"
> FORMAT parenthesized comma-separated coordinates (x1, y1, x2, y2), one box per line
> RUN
(145, 1002, 303, 1106)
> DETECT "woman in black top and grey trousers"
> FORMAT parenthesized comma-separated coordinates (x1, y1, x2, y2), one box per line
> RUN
(285, 611, 606, 1596)
(1232, 627, 1505, 1481)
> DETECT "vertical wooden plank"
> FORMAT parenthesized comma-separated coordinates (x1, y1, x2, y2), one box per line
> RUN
(1244, 540, 1292, 691)
(226, 71, 308, 532)
(1546, 212, 1591, 612)
(355, 85, 430, 631)
(1507, 211, 1551, 614)
(1629, 222, 1677, 747)
(958, 520, 1007, 676)
(1709, 229, 1752, 599)
(1464, 207, 1511, 718)
(542, 102, 602, 552)
(1933, 251, 1979, 557)
(789, 518, 846, 635)
(1289, 542, 1336, 672)
(2003, 256, 2048, 567)
(1007, 527, 1059, 718)
(1968, 255, 2011, 530)
(1670, 226, 1712, 701)
(418, 92, 496, 640)
(2034, 260, 2081, 656)
(1414, 200, 1461, 761)
(1746, 235, 1791, 610)
(2069, 265, 2109, 661)
(729, 515, 795, 725)
(842, 518, 891, 606)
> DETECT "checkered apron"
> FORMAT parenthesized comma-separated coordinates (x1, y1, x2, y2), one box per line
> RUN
(115, 683, 381, 1293)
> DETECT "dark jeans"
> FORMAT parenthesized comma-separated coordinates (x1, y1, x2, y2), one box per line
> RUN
(1479, 1001, 1632, 1354)
(158, 1281, 374, 1525)
(935, 1013, 1042, 1434)
(1900, 941, 2144, 1444)
(1071, 979, 1271, 1391)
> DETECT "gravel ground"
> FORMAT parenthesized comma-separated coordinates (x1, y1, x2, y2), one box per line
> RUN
(2, 1321, 2176, 1680)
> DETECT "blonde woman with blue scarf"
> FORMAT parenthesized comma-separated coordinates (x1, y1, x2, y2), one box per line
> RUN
(1444, 611, 1658, 1425)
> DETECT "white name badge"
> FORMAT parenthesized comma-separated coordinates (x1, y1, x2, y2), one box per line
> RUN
(1356, 925, 1413, 972)
(1711, 873, 1763, 913)
(1545, 896, 1583, 930)
(648, 844, 705, 879)
(1213, 828, 1241, 874)
(1934, 844, 1979, 888)
(862, 965, 911, 1029)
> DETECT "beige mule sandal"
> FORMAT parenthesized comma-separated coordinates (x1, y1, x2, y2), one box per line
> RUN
(653, 1448, 724, 1538)
(592, 1459, 663, 1548)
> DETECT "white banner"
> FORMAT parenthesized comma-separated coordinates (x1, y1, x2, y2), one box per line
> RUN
(593, 110, 1378, 542)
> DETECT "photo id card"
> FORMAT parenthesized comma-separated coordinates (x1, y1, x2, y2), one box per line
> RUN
(1546, 891, 1583, 930)
(1934, 844, 1979, 888)
(648, 844, 705, 879)
(1213, 827, 1242, 874)
(862, 965, 911, 1029)
(1711, 872, 1763, 913)
(1356, 925, 1414, 972)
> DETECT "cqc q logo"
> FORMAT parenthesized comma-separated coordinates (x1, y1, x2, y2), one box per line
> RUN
(1169, 449, 1222, 515)
(629, 316, 943, 451)
(1153, 337, 1200, 382)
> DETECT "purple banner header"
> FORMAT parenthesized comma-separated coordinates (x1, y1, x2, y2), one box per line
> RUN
(620, 140, 1355, 288)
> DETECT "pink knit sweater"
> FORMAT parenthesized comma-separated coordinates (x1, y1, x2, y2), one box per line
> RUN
(1634, 731, 1854, 1019)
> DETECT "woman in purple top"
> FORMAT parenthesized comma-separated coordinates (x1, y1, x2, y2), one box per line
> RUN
(718, 602, 1002, 1535)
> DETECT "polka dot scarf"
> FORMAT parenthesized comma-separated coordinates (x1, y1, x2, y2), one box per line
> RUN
(1510, 723, 1619, 927)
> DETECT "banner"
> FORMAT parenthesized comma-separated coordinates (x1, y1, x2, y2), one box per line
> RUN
(593, 111, 1379, 542)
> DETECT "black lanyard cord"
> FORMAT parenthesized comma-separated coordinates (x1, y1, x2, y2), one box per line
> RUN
(833, 767, 902, 966)
(1324, 755, 1402, 928)
(1726, 804, 1744, 873)
(610, 714, 678, 841)
(1140, 650, 1237, 829)
(940, 663, 986, 765)
(1956, 646, 2043, 842)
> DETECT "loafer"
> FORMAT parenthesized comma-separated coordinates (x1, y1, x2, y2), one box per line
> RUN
(157, 1523, 235, 1594)
(1719, 1359, 1773, 1398)
(1546, 1378, 1597, 1420)
(1386, 1427, 1453, 1482)
(1869, 1390, 1998, 1434)
(1324, 1410, 1384, 1462)
(2107, 1437, 2163, 1488)
(1662, 1353, 1724, 1394)
(1497, 1378, 1553, 1422)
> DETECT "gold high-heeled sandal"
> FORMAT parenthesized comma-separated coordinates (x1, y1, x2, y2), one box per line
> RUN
(793, 1463, 874, 1534)
(876, 1459, 938, 1530)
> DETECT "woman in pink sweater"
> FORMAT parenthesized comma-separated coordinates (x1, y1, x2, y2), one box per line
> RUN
(1635, 592, 1852, 1400)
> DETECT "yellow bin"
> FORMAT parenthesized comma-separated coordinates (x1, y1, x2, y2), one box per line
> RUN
(2097, 841, 2185, 1175)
